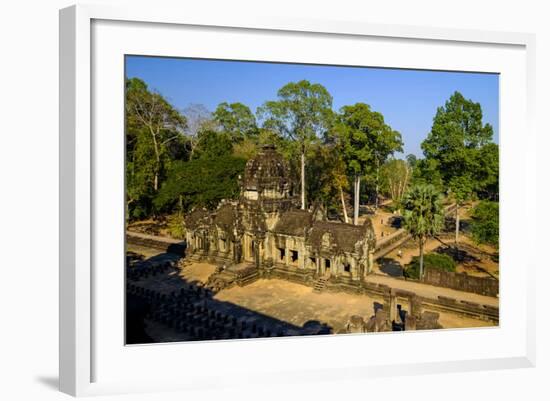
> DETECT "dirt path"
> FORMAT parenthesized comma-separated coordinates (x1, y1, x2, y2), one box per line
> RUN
(365, 274, 499, 307)
(215, 278, 495, 331)
(215, 279, 382, 331)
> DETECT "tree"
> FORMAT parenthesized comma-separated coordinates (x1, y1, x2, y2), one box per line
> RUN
(154, 155, 247, 212)
(421, 91, 494, 251)
(406, 154, 418, 169)
(380, 158, 411, 210)
(258, 80, 333, 210)
(191, 129, 233, 160)
(475, 143, 499, 200)
(181, 103, 214, 158)
(307, 144, 350, 222)
(402, 184, 444, 279)
(335, 103, 400, 224)
(213, 102, 257, 140)
(371, 124, 403, 209)
(470, 201, 499, 247)
(126, 78, 187, 192)
(410, 157, 444, 191)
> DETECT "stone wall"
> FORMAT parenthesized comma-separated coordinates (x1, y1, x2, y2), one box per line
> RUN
(422, 267, 499, 297)
(373, 230, 410, 259)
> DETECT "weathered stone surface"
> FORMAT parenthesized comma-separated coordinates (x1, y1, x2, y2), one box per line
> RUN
(345, 315, 366, 333)
(422, 266, 499, 297)
(184, 144, 377, 284)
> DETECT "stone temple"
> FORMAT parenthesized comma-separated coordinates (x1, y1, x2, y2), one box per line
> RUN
(185, 144, 376, 291)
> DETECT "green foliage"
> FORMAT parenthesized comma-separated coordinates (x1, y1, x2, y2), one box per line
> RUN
(404, 253, 456, 279)
(258, 80, 334, 146)
(474, 143, 499, 200)
(258, 80, 334, 208)
(410, 158, 444, 193)
(213, 102, 257, 140)
(334, 103, 377, 177)
(166, 213, 186, 239)
(470, 201, 499, 247)
(126, 78, 189, 219)
(154, 155, 247, 212)
(380, 159, 411, 205)
(406, 154, 418, 169)
(421, 91, 495, 202)
(402, 184, 444, 241)
(232, 137, 260, 159)
(306, 144, 349, 210)
(191, 129, 233, 160)
(335, 102, 402, 180)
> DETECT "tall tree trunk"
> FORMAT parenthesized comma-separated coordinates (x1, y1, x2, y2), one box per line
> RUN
(353, 174, 361, 225)
(419, 238, 425, 280)
(339, 186, 349, 223)
(455, 202, 460, 256)
(300, 149, 306, 210)
(149, 127, 161, 192)
(375, 158, 380, 210)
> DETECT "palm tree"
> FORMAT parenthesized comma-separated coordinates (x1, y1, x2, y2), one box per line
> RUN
(402, 184, 444, 279)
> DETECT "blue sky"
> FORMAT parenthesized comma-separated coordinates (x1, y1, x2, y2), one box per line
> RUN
(125, 56, 499, 157)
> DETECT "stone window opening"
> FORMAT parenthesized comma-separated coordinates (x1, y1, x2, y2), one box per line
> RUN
(291, 250, 299, 263)
(325, 259, 331, 269)
(278, 248, 285, 261)
(344, 263, 351, 273)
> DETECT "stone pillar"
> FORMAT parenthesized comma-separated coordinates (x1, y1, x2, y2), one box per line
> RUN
(284, 238, 289, 266)
(367, 251, 374, 275)
(405, 314, 417, 331)
(409, 294, 423, 320)
(316, 257, 320, 276)
(388, 289, 397, 323)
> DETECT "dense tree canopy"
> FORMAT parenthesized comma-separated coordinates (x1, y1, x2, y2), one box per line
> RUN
(125, 78, 188, 219)
(154, 155, 247, 212)
(191, 129, 233, 160)
(213, 102, 257, 140)
(335, 103, 401, 224)
(306, 144, 350, 221)
(470, 201, 499, 247)
(421, 91, 497, 248)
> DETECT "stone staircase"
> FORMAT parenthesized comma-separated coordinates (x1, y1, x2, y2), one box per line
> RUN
(313, 277, 328, 293)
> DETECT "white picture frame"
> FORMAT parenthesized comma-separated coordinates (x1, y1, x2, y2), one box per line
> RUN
(59, 3, 536, 397)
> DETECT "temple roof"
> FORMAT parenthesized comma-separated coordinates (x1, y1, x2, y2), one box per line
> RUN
(272, 210, 313, 236)
(185, 208, 211, 229)
(307, 220, 374, 253)
(212, 203, 237, 231)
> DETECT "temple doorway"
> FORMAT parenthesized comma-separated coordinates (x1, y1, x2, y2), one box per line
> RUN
(323, 258, 331, 277)
(244, 235, 256, 262)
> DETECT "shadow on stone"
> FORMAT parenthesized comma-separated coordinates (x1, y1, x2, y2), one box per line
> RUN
(126, 251, 335, 344)
(378, 257, 404, 277)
